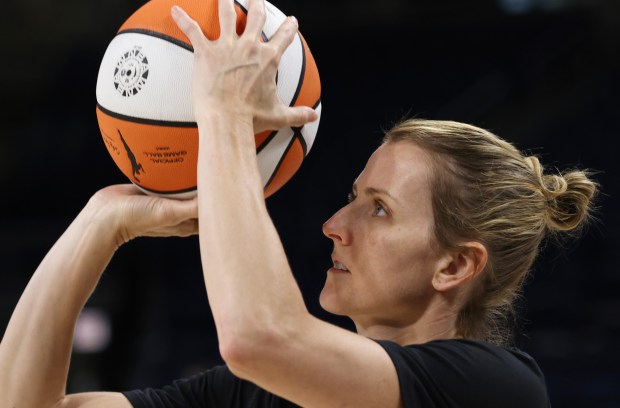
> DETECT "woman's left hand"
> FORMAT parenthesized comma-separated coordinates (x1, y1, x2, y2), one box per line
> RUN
(89, 184, 198, 246)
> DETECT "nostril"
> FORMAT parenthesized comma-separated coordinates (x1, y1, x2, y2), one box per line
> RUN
(322, 223, 339, 241)
(322, 217, 339, 239)
(322, 220, 349, 245)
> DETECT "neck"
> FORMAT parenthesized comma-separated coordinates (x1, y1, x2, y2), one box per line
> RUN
(351, 302, 459, 346)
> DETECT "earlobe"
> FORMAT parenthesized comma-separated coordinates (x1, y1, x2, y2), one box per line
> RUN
(432, 242, 488, 292)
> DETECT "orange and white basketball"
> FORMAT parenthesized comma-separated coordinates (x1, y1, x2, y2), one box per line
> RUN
(96, 0, 321, 198)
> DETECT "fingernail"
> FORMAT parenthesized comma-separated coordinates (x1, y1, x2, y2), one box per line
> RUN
(289, 16, 298, 24)
(171, 5, 180, 15)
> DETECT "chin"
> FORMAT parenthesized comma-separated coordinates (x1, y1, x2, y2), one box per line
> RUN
(319, 286, 348, 316)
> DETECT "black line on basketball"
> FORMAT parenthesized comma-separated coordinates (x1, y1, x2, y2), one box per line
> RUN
(256, 75, 321, 157)
(264, 133, 297, 190)
(292, 127, 307, 157)
(138, 184, 198, 195)
(291, 99, 320, 157)
(256, 130, 279, 154)
(97, 103, 197, 128)
(117, 29, 194, 51)
(234, 1, 268, 42)
(288, 35, 306, 107)
(234, 0, 248, 14)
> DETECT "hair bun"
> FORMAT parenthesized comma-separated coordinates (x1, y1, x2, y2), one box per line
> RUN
(542, 170, 598, 232)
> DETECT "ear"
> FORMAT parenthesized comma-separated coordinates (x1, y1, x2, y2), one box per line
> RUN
(432, 242, 488, 292)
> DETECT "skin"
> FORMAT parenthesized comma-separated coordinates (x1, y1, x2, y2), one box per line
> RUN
(0, 185, 199, 408)
(0, 0, 488, 407)
(320, 141, 460, 344)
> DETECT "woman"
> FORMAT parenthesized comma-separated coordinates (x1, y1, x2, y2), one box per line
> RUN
(0, 0, 597, 407)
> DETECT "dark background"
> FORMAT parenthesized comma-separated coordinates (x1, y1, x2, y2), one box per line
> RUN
(1, 0, 619, 406)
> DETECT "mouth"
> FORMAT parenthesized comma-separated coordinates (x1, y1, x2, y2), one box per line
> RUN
(330, 259, 350, 274)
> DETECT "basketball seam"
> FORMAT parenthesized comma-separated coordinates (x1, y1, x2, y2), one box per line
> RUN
(256, 130, 278, 154)
(234, 0, 268, 41)
(97, 103, 198, 128)
(293, 127, 307, 157)
(288, 35, 306, 108)
(257, 97, 320, 156)
(116, 29, 193, 51)
(102, 2, 317, 197)
(264, 133, 299, 190)
(117, 4, 267, 49)
(234, 0, 248, 15)
(257, 35, 307, 156)
(138, 184, 198, 195)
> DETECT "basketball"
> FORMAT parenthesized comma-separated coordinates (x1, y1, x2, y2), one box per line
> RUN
(95, 0, 321, 198)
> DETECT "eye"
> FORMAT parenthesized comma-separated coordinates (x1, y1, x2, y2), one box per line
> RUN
(373, 201, 388, 217)
(347, 192, 356, 203)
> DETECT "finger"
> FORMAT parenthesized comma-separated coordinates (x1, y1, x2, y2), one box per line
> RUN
(144, 199, 197, 235)
(243, 0, 267, 41)
(281, 106, 319, 128)
(171, 5, 206, 46)
(146, 219, 199, 238)
(110, 183, 144, 195)
(172, 219, 199, 237)
(180, 219, 200, 237)
(165, 196, 199, 220)
(269, 16, 298, 55)
(218, 0, 237, 38)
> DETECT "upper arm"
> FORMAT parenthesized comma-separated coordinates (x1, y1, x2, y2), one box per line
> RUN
(59, 392, 132, 408)
(226, 316, 403, 408)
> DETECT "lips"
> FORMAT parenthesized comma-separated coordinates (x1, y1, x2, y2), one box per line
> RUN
(330, 256, 350, 273)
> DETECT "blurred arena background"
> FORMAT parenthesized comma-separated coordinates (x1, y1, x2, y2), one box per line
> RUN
(1, 0, 619, 406)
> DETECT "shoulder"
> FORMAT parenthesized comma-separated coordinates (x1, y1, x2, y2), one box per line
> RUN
(376, 339, 550, 408)
(381, 338, 545, 377)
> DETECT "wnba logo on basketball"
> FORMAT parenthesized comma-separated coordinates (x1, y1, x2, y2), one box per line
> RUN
(114, 46, 149, 97)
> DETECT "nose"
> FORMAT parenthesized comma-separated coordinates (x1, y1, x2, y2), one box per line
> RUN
(322, 205, 352, 245)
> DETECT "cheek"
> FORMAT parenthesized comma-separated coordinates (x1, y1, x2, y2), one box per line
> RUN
(369, 230, 438, 290)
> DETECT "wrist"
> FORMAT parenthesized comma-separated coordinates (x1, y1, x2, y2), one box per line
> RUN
(83, 191, 127, 249)
(196, 107, 254, 134)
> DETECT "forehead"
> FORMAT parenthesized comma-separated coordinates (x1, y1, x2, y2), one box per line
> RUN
(356, 141, 434, 199)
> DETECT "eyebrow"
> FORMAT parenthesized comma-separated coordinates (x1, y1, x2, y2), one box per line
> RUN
(352, 183, 398, 203)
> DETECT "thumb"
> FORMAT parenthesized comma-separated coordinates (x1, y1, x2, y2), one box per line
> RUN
(283, 106, 319, 128)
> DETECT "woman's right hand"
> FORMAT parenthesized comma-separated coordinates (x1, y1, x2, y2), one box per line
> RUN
(88, 184, 198, 247)
(171, 1, 318, 135)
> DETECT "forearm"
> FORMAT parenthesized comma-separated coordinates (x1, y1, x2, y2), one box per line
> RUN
(197, 113, 308, 348)
(0, 199, 118, 407)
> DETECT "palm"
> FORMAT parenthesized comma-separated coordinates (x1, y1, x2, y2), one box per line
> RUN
(93, 185, 198, 244)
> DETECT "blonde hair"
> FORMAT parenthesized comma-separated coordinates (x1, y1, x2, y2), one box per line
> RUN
(383, 119, 598, 345)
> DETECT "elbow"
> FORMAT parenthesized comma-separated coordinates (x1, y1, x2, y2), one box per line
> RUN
(218, 335, 255, 378)
(218, 314, 306, 379)
(218, 325, 279, 378)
